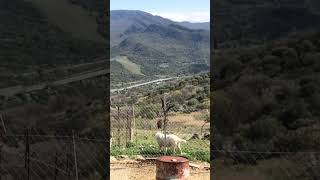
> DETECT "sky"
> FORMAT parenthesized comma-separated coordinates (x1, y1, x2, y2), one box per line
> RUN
(110, 0, 210, 23)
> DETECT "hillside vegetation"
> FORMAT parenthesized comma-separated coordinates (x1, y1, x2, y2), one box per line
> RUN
(213, 30, 320, 152)
(112, 73, 210, 113)
(0, 0, 107, 134)
(112, 56, 144, 76)
(214, 0, 320, 48)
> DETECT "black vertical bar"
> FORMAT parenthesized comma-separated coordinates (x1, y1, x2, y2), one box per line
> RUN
(210, 0, 214, 179)
(103, 0, 110, 179)
(0, 145, 2, 180)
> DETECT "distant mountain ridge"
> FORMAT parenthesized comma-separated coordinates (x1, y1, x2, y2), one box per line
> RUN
(177, 21, 210, 31)
(111, 10, 209, 45)
(110, 10, 210, 84)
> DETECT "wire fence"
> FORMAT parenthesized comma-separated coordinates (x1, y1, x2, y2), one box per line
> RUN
(0, 128, 108, 180)
(110, 96, 210, 163)
(212, 124, 320, 179)
(0, 119, 318, 179)
(212, 148, 320, 180)
(110, 93, 320, 180)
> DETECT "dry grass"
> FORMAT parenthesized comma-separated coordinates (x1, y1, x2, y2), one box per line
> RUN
(167, 112, 210, 128)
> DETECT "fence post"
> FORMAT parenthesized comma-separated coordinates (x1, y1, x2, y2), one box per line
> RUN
(125, 108, 129, 147)
(65, 150, 69, 176)
(0, 114, 6, 134)
(54, 151, 58, 180)
(164, 112, 167, 155)
(0, 144, 2, 180)
(131, 105, 135, 143)
(117, 106, 121, 147)
(72, 130, 79, 180)
(24, 129, 30, 180)
(161, 96, 167, 155)
(0, 115, 4, 180)
(161, 95, 174, 155)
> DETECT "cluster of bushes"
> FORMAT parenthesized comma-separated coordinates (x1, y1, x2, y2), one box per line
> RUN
(213, 31, 320, 152)
(111, 73, 210, 117)
(139, 73, 210, 113)
(214, 0, 320, 49)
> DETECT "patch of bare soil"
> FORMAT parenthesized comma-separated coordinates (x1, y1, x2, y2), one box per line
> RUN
(110, 157, 210, 180)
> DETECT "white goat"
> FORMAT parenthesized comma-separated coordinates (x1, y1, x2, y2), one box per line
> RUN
(155, 131, 187, 154)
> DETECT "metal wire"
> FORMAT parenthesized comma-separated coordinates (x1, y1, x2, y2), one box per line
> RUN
(0, 129, 108, 179)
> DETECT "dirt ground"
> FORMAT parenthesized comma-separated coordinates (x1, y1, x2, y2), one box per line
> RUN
(110, 158, 210, 180)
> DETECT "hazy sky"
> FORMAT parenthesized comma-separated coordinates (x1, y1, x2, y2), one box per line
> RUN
(110, 0, 210, 22)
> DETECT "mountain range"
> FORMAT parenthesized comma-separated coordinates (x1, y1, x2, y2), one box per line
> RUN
(110, 10, 210, 83)
(110, 10, 210, 45)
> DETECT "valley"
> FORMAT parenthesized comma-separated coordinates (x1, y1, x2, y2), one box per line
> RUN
(110, 10, 210, 85)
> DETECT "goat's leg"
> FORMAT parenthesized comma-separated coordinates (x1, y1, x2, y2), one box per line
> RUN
(178, 143, 182, 154)
(173, 146, 176, 154)
(160, 145, 164, 153)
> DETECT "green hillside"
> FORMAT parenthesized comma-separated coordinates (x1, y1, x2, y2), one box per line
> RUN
(112, 56, 144, 76)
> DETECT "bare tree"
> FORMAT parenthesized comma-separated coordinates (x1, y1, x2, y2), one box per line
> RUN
(160, 94, 174, 154)
(157, 119, 162, 130)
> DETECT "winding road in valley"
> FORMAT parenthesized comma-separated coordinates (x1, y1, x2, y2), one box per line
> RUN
(110, 75, 195, 93)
